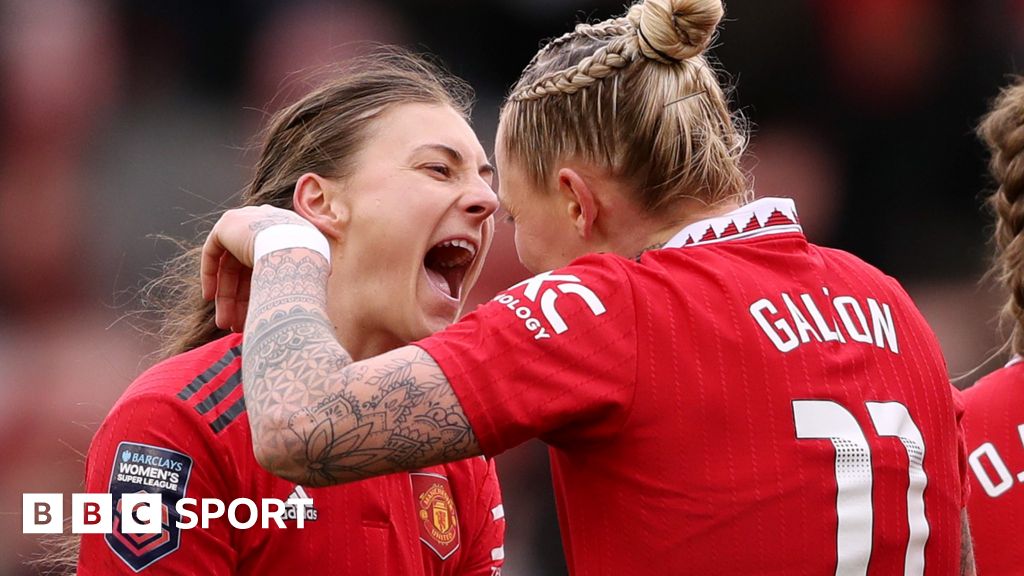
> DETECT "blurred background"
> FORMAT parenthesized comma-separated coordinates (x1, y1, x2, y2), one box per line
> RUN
(2, 0, 1022, 574)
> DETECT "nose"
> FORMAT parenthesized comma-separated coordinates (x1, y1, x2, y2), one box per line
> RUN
(461, 180, 499, 220)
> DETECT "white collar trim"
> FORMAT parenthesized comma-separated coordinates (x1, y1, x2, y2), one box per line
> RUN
(663, 197, 802, 249)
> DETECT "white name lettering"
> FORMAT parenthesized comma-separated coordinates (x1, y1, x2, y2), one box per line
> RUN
(749, 290, 899, 354)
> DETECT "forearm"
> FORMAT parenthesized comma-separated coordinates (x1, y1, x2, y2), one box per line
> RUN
(243, 247, 481, 486)
(243, 247, 346, 485)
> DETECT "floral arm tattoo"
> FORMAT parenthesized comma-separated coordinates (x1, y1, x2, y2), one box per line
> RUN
(243, 247, 480, 486)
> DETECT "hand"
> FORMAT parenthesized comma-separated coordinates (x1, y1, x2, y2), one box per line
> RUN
(201, 205, 313, 331)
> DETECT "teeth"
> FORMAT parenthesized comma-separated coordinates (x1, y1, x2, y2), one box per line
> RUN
(431, 238, 477, 269)
(437, 238, 477, 257)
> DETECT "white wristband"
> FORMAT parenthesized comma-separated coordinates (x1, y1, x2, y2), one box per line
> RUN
(253, 224, 331, 267)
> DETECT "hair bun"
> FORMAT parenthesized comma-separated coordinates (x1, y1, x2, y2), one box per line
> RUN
(628, 0, 723, 63)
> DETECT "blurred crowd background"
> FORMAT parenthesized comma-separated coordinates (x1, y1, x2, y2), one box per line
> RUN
(2, 0, 1023, 574)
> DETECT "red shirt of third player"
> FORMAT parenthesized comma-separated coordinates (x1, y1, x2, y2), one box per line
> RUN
(961, 359, 1024, 575)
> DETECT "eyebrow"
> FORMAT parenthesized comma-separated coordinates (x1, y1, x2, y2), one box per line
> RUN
(412, 143, 495, 179)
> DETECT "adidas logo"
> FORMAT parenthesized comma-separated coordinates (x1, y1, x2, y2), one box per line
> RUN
(284, 486, 318, 523)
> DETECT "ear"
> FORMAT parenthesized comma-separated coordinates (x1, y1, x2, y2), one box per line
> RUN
(557, 168, 598, 240)
(293, 172, 349, 241)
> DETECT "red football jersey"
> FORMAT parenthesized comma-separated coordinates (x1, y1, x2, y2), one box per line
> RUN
(418, 198, 967, 575)
(961, 359, 1024, 575)
(79, 333, 505, 575)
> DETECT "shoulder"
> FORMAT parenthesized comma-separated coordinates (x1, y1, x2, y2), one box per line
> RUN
(444, 253, 638, 344)
(86, 336, 249, 491)
(963, 361, 1024, 407)
(528, 252, 636, 291)
(496, 255, 638, 340)
(513, 252, 637, 308)
(814, 244, 904, 285)
(124, 334, 242, 399)
(103, 334, 246, 440)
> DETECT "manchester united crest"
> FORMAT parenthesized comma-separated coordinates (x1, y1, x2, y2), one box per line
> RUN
(410, 472, 460, 560)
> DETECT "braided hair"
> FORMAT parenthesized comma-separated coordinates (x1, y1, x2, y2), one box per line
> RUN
(500, 0, 747, 213)
(980, 78, 1024, 356)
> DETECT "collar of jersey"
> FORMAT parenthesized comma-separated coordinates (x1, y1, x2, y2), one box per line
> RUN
(663, 197, 803, 249)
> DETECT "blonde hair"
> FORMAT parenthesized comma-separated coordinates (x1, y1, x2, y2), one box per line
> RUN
(979, 77, 1024, 356)
(499, 0, 748, 213)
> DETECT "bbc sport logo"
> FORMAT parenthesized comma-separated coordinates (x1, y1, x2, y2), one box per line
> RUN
(23, 493, 314, 534)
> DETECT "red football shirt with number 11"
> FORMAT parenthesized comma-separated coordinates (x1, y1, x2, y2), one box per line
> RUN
(418, 197, 969, 576)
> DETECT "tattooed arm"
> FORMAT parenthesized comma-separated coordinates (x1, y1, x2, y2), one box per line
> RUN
(203, 206, 480, 486)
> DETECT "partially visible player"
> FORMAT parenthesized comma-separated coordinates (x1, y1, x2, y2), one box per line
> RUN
(960, 77, 1024, 575)
(77, 51, 505, 575)
(200, 0, 974, 574)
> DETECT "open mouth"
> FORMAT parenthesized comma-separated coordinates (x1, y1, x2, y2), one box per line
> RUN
(424, 238, 478, 300)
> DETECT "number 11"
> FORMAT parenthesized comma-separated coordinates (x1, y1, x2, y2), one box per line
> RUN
(793, 400, 929, 576)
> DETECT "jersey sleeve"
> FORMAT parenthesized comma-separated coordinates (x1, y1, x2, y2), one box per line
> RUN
(77, 392, 236, 575)
(455, 457, 506, 576)
(415, 254, 639, 455)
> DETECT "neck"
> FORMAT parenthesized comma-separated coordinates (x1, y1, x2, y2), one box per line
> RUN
(608, 197, 742, 259)
(334, 325, 402, 361)
(324, 258, 406, 361)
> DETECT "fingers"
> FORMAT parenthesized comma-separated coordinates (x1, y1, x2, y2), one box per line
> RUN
(215, 252, 244, 330)
(201, 226, 227, 302)
(233, 270, 251, 333)
(201, 205, 312, 330)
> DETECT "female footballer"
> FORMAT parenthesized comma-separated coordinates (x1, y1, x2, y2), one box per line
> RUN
(960, 77, 1024, 575)
(202, 0, 974, 573)
(77, 52, 505, 575)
